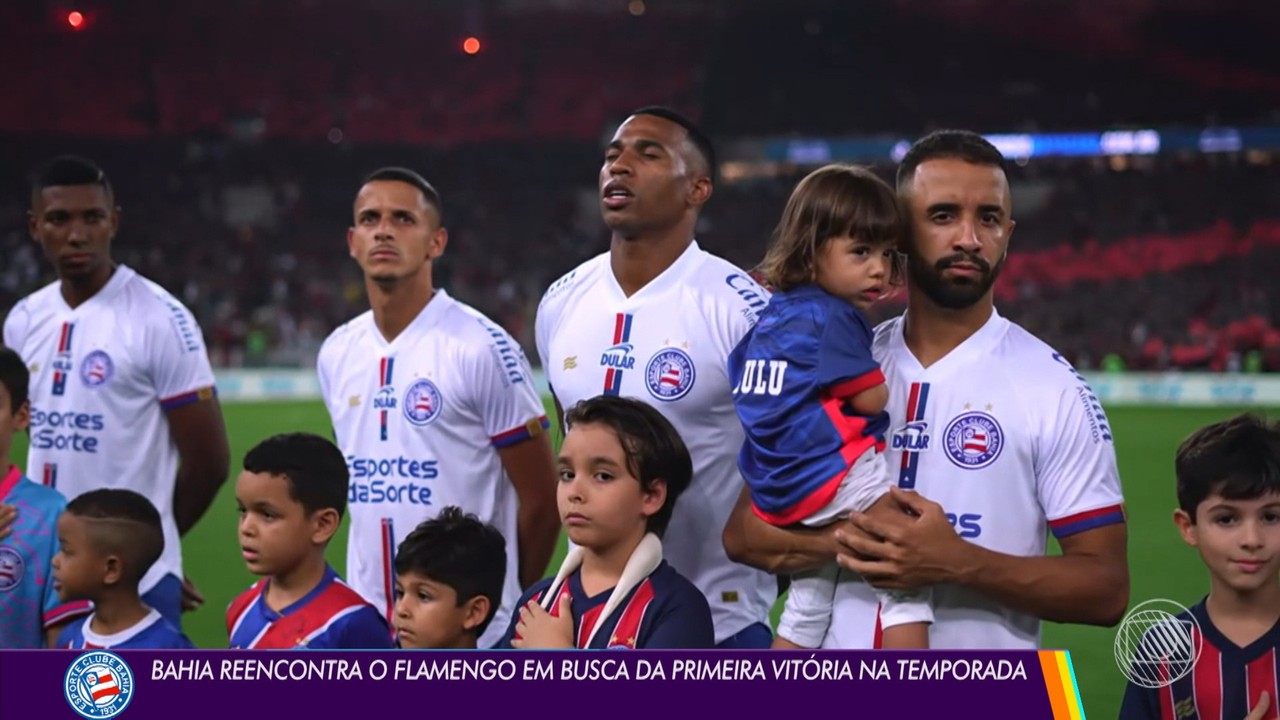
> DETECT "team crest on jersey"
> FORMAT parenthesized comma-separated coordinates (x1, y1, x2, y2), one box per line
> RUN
(79, 351, 114, 388)
(645, 348, 695, 401)
(64, 651, 134, 719)
(0, 546, 25, 591)
(403, 379, 443, 426)
(943, 412, 1004, 469)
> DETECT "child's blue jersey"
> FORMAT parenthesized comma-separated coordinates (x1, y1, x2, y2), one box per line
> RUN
(227, 565, 392, 649)
(727, 285, 888, 524)
(58, 608, 195, 649)
(0, 465, 88, 647)
(499, 560, 714, 649)
(1120, 597, 1280, 720)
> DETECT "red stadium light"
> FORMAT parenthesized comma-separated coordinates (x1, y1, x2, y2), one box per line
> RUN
(462, 36, 481, 55)
(67, 11, 85, 29)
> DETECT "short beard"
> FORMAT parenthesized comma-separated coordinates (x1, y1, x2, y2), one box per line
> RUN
(908, 251, 1003, 310)
(368, 269, 403, 288)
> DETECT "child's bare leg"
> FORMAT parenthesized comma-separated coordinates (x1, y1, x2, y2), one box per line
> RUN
(773, 549, 841, 649)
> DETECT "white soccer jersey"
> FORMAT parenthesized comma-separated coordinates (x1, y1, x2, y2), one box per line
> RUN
(536, 242, 777, 643)
(317, 289, 548, 650)
(2, 265, 217, 596)
(823, 309, 1126, 649)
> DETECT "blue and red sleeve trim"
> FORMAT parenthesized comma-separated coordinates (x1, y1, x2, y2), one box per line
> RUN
(160, 386, 218, 411)
(491, 416, 551, 448)
(44, 600, 92, 628)
(1049, 503, 1127, 539)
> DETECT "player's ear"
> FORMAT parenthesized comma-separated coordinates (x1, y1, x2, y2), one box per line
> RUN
(102, 553, 125, 587)
(460, 594, 491, 633)
(640, 478, 668, 520)
(14, 400, 29, 432)
(688, 176, 712, 208)
(311, 508, 341, 545)
(428, 227, 448, 261)
(1172, 509, 1197, 547)
(346, 227, 358, 260)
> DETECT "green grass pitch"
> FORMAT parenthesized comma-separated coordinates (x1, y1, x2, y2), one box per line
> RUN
(16, 401, 1273, 718)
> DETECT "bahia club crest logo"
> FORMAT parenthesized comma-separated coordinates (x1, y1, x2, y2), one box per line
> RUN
(65, 651, 135, 718)
(645, 348, 695, 401)
(80, 350, 115, 388)
(943, 411, 1005, 470)
(402, 378, 443, 426)
(0, 546, 25, 591)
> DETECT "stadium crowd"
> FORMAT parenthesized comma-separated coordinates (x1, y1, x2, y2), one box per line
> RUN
(2, 0, 1277, 372)
(2, 143, 1278, 373)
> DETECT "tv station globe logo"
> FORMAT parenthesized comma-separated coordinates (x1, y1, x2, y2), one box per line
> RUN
(65, 651, 135, 718)
(1113, 598, 1202, 689)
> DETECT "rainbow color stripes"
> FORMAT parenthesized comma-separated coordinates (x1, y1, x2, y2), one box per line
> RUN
(1039, 650, 1087, 719)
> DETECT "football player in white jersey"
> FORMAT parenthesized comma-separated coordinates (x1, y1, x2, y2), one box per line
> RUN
(3, 156, 231, 629)
(317, 167, 559, 649)
(536, 107, 777, 648)
(723, 131, 1129, 649)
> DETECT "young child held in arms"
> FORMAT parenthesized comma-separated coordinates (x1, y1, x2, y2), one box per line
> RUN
(728, 164, 931, 649)
(227, 432, 392, 649)
(393, 506, 507, 649)
(54, 488, 194, 648)
(503, 395, 714, 649)
(0, 347, 88, 647)
(1121, 413, 1280, 720)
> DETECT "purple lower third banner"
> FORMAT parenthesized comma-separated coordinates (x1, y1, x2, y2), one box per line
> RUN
(0, 649, 1086, 720)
